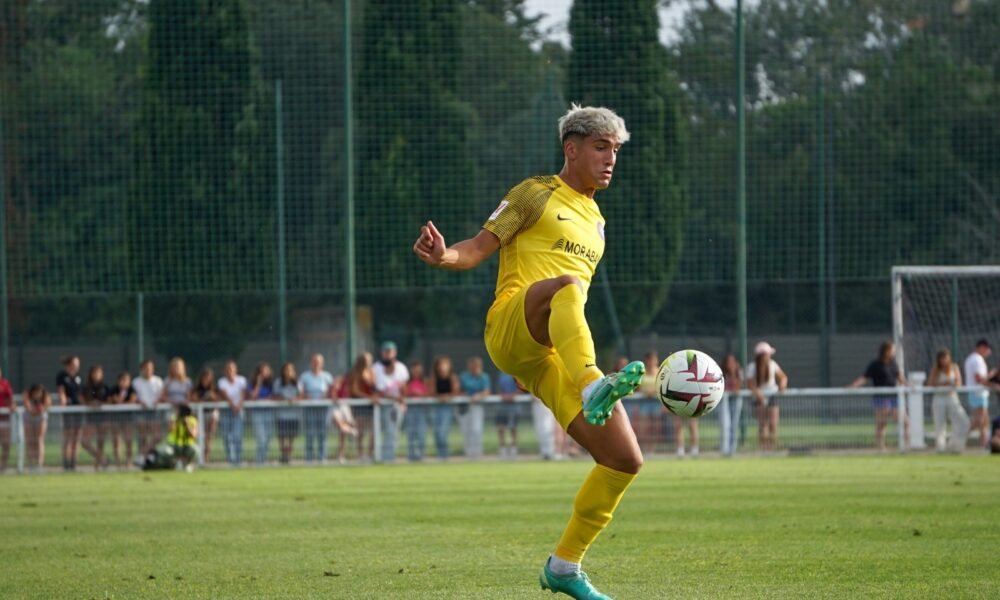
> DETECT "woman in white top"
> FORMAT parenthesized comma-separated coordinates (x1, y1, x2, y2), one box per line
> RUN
(161, 357, 192, 407)
(746, 341, 788, 452)
(928, 349, 970, 453)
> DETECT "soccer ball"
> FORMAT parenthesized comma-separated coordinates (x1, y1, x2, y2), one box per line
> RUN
(656, 350, 725, 418)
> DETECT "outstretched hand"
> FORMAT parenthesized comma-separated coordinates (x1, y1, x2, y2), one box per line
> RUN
(413, 220, 447, 266)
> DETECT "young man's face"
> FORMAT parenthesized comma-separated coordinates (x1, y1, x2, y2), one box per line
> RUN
(567, 134, 621, 190)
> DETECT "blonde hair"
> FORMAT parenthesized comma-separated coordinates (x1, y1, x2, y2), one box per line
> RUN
(558, 104, 630, 144)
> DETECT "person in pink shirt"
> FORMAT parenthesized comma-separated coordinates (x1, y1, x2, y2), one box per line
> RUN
(404, 361, 430, 461)
(0, 367, 13, 472)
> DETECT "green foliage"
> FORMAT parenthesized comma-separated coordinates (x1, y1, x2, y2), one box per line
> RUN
(136, 0, 272, 362)
(568, 0, 687, 335)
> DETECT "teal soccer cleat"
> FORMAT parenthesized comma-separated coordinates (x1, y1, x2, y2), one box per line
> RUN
(539, 558, 613, 600)
(582, 360, 645, 426)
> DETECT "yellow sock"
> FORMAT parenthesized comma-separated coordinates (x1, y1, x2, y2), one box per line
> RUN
(554, 464, 637, 563)
(549, 283, 603, 391)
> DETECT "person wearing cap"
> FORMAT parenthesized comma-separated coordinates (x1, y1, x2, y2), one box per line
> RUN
(746, 341, 788, 452)
(964, 339, 992, 450)
(849, 340, 907, 451)
(373, 341, 410, 463)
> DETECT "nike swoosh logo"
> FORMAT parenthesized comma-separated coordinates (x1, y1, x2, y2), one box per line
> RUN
(557, 214, 572, 221)
(584, 363, 597, 369)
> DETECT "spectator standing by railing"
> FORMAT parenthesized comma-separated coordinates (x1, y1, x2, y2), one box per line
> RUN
(56, 355, 83, 471)
(249, 362, 275, 465)
(274, 362, 300, 465)
(162, 358, 192, 408)
(963, 339, 992, 450)
(431, 356, 459, 460)
(495, 371, 521, 459)
(634, 351, 662, 454)
(81, 366, 110, 471)
(133, 359, 164, 455)
(107, 372, 137, 469)
(373, 341, 409, 463)
(299, 353, 334, 464)
(217, 361, 248, 466)
(0, 368, 12, 472)
(404, 361, 430, 462)
(22, 384, 51, 471)
(849, 340, 906, 451)
(748, 341, 788, 452)
(718, 353, 744, 456)
(329, 372, 358, 465)
(458, 356, 489, 460)
(928, 348, 969, 453)
(191, 368, 220, 462)
(338, 352, 376, 462)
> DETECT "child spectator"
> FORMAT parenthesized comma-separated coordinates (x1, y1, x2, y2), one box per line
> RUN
(431, 356, 459, 460)
(404, 361, 430, 462)
(107, 372, 137, 469)
(22, 385, 52, 471)
(495, 371, 521, 459)
(249, 362, 275, 465)
(329, 375, 358, 465)
(274, 362, 300, 465)
(458, 356, 490, 460)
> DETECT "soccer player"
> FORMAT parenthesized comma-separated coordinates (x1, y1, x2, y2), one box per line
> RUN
(413, 105, 644, 600)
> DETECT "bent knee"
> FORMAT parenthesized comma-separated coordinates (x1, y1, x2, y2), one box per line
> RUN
(604, 453, 643, 475)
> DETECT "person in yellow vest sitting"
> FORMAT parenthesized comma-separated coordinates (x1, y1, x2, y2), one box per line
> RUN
(166, 403, 199, 471)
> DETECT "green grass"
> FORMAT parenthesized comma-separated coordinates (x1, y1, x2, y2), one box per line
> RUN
(2, 455, 997, 599)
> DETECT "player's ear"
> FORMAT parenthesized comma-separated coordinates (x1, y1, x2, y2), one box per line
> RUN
(563, 137, 578, 160)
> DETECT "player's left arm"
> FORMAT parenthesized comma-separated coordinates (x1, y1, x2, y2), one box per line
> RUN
(413, 221, 499, 271)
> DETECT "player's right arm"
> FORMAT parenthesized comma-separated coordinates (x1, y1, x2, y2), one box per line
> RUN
(413, 221, 499, 271)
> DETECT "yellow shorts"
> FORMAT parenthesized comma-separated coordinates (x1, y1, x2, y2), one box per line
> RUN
(484, 287, 582, 431)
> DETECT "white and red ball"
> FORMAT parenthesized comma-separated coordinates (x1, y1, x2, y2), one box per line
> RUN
(656, 350, 725, 418)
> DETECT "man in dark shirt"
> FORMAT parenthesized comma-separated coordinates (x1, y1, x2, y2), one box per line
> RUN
(990, 415, 1000, 455)
(849, 341, 907, 450)
(56, 355, 83, 471)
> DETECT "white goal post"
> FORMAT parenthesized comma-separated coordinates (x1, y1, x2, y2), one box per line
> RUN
(892, 266, 1000, 449)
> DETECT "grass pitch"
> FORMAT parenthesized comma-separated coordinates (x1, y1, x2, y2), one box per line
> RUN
(2, 455, 997, 599)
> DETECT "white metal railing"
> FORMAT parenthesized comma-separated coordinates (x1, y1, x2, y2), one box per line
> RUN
(0, 385, 993, 474)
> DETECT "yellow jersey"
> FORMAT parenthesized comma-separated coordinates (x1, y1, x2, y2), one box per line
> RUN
(482, 175, 606, 302)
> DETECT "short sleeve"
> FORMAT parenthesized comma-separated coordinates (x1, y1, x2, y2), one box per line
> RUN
(482, 177, 556, 246)
(863, 361, 877, 381)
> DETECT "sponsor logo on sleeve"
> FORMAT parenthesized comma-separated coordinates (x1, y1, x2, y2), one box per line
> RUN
(488, 200, 509, 221)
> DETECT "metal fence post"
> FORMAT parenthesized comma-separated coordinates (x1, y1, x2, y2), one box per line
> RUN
(16, 406, 24, 474)
(372, 401, 381, 463)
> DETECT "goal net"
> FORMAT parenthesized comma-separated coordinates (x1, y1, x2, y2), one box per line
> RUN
(892, 266, 1000, 377)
